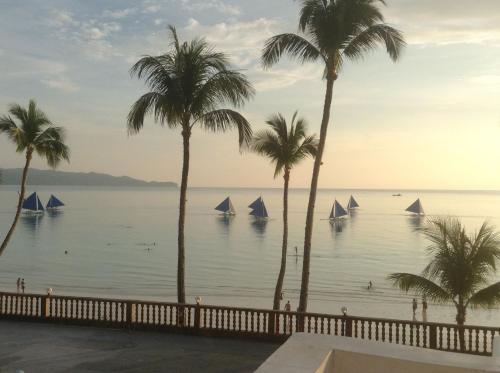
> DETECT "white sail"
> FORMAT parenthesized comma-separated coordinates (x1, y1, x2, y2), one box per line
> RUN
(347, 195, 359, 209)
(329, 200, 348, 219)
(406, 199, 425, 215)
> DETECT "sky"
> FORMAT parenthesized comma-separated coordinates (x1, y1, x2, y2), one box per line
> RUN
(0, 0, 499, 190)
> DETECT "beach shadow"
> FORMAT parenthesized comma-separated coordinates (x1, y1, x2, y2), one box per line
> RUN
(251, 219, 268, 236)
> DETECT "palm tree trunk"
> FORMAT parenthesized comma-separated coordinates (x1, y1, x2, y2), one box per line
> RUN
(298, 70, 336, 313)
(456, 305, 466, 352)
(273, 168, 290, 311)
(177, 129, 190, 304)
(0, 148, 33, 255)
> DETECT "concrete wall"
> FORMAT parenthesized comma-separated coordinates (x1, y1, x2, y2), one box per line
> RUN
(255, 333, 500, 373)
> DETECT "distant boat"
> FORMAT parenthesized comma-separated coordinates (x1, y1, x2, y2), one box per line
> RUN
(22, 192, 44, 214)
(392, 193, 402, 197)
(214, 197, 235, 215)
(406, 198, 425, 215)
(46, 194, 65, 209)
(249, 197, 269, 219)
(329, 200, 348, 220)
(347, 195, 359, 210)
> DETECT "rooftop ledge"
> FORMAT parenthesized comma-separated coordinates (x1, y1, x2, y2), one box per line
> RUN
(255, 333, 500, 373)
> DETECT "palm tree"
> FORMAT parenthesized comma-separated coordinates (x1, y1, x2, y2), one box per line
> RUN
(128, 26, 254, 304)
(0, 100, 70, 255)
(252, 112, 318, 310)
(389, 218, 500, 351)
(262, 0, 405, 312)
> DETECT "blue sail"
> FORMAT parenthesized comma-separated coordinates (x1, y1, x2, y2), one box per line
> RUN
(22, 192, 44, 212)
(249, 198, 268, 218)
(46, 195, 65, 209)
(347, 195, 359, 209)
(215, 197, 234, 214)
(248, 197, 262, 210)
(329, 200, 348, 219)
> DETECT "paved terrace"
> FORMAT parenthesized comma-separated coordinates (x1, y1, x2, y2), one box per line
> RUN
(0, 321, 279, 373)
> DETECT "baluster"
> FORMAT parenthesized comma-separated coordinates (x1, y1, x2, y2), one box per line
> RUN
(482, 329, 487, 354)
(375, 321, 380, 341)
(409, 323, 414, 346)
(416, 324, 420, 346)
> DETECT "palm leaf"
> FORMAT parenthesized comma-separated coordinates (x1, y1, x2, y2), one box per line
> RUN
(199, 109, 252, 147)
(262, 33, 324, 68)
(467, 282, 500, 309)
(388, 273, 452, 303)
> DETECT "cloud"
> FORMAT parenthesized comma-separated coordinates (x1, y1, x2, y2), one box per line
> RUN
(47, 10, 80, 29)
(103, 8, 136, 19)
(41, 77, 79, 92)
(46, 9, 123, 61)
(180, 18, 280, 67)
(386, 0, 500, 45)
(468, 74, 500, 85)
(180, 0, 241, 15)
(253, 65, 323, 92)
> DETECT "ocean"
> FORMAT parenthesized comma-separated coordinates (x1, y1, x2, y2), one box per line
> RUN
(0, 186, 499, 326)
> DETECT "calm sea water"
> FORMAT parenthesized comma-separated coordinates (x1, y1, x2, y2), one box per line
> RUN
(0, 186, 499, 326)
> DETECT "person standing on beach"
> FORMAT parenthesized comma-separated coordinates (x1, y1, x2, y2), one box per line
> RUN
(21, 278, 25, 294)
(412, 298, 418, 321)
(422, 296, 428, 322)
(16, 277, 21, 293)
(284, 301, 292, 333)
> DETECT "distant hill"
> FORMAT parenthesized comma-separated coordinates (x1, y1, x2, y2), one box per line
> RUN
(0, 168, 177, 188)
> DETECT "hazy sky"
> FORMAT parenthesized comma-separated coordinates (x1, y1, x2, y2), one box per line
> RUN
(1, 0, 499, 189)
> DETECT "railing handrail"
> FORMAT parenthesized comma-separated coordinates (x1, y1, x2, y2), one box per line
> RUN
(1, 291, 498, 332)
(1, 291, 498, 356)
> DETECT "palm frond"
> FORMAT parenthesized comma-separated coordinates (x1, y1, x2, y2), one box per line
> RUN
(262, 33, 323, 68)
(33, 126, 70, 168)
(199, 109, 252, 147)
(467, 282, 500, 309)
(388, 273, 452, 303)
(127, 92, 181, 134)
(343, 24, 405, 62)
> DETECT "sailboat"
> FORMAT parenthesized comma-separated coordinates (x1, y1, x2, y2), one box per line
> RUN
(347, 195, 359, 210)
(329, 199, 348, 220)
(46, 195, 65, 210)
(248, 197, 269, 219)
(406, 198, 425, 215)
(22, 192, 44, 214)
(214, 197, 235, 215)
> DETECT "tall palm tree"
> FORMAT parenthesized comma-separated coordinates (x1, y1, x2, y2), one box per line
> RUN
(389, 218, 500, 351)
(252, 112, 318, 310)
(262, 0, 405, 312)
(0, 100, 70, 255)
(128, 26, 254, 303)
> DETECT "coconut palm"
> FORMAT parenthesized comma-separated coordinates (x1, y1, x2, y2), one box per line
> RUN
(262, 0, 405, 312)
(128, 26, 254, 303)
(252, 112, 318, 310)
(389, 218, 500, 351)
(0, 100, 70, 254)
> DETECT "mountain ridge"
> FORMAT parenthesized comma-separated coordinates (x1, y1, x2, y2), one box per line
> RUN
(0, 168, 177, 188)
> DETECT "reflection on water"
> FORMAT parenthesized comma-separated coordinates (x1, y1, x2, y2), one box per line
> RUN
(330, 219, 345, 234)
(20, 213, 43, 234)
(251, 219, 268, 235)
(47, 209, 64, 219)
(216, 215, 234, 237)
(407, 215, 425, 231)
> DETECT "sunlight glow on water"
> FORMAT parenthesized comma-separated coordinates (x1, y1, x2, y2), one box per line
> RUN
(0, 186, 499, 326)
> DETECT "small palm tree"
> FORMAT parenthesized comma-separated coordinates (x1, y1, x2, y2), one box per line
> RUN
(389, 218, 500, 351)
(252, 112, 318, 310)
(0, 100, 70, 254)
(262, 0, 406, 312)
(128, 26, 254, 303)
